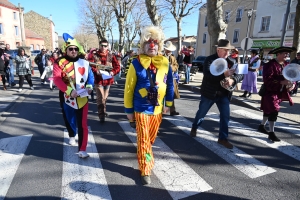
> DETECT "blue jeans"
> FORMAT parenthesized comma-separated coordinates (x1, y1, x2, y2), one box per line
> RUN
(192, 95, 230, 140)
(6, 61, 15, 84)
(185, 65, 190, 83)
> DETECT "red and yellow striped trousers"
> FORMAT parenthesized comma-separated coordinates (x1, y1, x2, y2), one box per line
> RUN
(135, 112, 162, 176)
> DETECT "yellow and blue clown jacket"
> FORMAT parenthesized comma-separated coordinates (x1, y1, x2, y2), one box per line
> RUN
(124, 54, 174, 115)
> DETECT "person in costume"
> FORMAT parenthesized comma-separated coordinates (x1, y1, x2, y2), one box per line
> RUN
(239, 49, 261, 98)
(258, 46, 296, 142)
(163, 41, 180, 116)
(53, 33, 94, 158)
(124, 25, 174, 185)
(91, 39, 120, 122)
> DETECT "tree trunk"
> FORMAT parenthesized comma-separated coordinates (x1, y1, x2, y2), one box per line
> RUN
(207, 0, 227, 55)
(118, 18, 125, 53)
(291, 0, 300, 59)
(145, 0, 161, 26)
(177, 19, 182, 51)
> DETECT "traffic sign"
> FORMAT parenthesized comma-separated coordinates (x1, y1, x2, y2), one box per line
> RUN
(241, 37, 253, 50)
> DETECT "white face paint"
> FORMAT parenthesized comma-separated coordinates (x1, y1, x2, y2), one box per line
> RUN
(144, 40, 159, 57)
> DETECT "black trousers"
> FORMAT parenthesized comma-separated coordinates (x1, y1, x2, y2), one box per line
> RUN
(19, 75, 33, 88)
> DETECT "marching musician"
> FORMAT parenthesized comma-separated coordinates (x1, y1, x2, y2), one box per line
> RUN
(91, 39, 120, 122)
(53, 33, 94, 158)
(189, 39, 244, 149)
(258, 46, 296, 142)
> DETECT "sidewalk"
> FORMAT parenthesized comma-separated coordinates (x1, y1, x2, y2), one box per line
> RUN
(178, 72, 300, 123)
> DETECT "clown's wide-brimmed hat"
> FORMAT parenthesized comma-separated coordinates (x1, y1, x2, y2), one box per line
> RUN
(268, 46, 297, 54)
(215, 39, 235, 49)
(61, 33, 85, 55)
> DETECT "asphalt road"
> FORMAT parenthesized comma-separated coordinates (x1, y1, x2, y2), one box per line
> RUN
(0, 78, 300, 200)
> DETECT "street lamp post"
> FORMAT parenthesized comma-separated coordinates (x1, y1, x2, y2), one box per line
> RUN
(243, 9, 254, 63)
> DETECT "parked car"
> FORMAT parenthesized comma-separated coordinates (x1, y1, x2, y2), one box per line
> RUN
(31, 50, 41, 57)
(192, 56, 206, 72)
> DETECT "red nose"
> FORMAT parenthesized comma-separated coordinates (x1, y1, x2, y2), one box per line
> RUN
(150, 43, 155, 48)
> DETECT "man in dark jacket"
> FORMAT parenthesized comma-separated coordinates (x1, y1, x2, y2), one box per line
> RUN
(34, 49, 50, 84)
(189, 39, 244, 149)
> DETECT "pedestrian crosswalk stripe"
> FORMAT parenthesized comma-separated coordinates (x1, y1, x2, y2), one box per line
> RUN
(118, 121, 212, 200)
(232, 110, 300, 137)
(61, 127, 112, 200)
(0, 96, 18, 101)
(164, 115, 276, 178)
(0, 134, 32, 199)
(206, 113, 300, 162)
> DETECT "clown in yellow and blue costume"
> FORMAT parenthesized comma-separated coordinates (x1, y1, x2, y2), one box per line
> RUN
(53, 33, 94, 158)
(124, 26, 174, 185)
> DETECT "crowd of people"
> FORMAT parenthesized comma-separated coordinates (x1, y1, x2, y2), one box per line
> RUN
(0, 25, 299, 185)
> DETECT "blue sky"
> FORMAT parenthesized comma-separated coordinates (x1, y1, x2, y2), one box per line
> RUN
(10, 0, 200, 39)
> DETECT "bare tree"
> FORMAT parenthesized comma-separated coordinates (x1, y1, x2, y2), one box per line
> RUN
(79, 0, 114, 46)
(164, 0, 202, 50)
(73, 25, 98, 52)
(145, 0, 162, 26)
(291, 0, 300, 59)
(107, 0, 138, 53)
(207, 0, 228, 54)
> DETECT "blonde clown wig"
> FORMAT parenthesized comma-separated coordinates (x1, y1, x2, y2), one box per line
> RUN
(138, 26, 165, 55)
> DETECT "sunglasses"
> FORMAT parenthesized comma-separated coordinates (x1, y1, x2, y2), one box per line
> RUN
(68, 47, 79, 51)
(101, 44, 108, 47)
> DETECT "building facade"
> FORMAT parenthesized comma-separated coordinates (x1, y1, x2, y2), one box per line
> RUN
(252, 0, 298, 59)
(195, 0, 258, 57)
(25, 28, 44, 50)
(0, 0, 25, 48)
(24, 11, 56, 50)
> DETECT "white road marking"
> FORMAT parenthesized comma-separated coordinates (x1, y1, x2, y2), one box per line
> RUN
(118, 121, 212, 200)
(207, 113, 300, 162)
(0, 134, 32, 200)
(164, 116, 276, 179)
(0, 96, 18, 101)
(232, 110, 300, 137)
(61, 127, 112, 200)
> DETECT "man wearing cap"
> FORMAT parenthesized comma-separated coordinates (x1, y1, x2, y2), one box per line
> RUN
(289, 52, 300, 96)
(53, 33, 94, 158)
(124, 25, 173, 185)
(163, 41, 180, 116)
(190, 39, 244, 149)
(258, 46, 296, 142)
(240, 49, 261, 98)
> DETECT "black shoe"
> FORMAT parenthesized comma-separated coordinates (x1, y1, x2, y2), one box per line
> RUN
(290, 93, 297, 97)
(268, 132, 280, 142)
(190, 128, 197, 137)
(129, 122, 136, 128)
(246, 94, 252, 99)
(11, 82, 16, 86)
(141, 175, 151, 185)
(170, 111, 179, 116)
(50, 88, 53, 91)
(258, 124, 268, 134)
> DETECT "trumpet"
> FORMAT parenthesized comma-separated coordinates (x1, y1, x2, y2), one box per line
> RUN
(210, 58, 236, 91)
(89, 62, 113, 70)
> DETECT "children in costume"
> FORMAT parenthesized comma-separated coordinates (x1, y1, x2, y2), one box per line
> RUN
(124, 26, 174, 185)
(53, 33, 94, 158)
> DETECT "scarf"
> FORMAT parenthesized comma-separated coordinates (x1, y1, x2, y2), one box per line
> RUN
(250, 55, 259, 63)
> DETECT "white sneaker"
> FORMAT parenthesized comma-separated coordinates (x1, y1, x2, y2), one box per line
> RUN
(30, 86, 34, 90)
(78, 151, 89, 158)
(18, 88, 23, 92)
(69, 137, 77, 146)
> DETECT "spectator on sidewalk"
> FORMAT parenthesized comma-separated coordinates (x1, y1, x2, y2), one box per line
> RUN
(189, 39, 244, 149)
(0, 45, 7, 90)
(15, 48, 34, 92)
(34, 49, 50, 84)
(289, 52, 300, 96)
(182, 46, 195, 84)
(4, 44, 16, 87)
(240, 49, 261, 98)
(258, 46, 296, 142)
